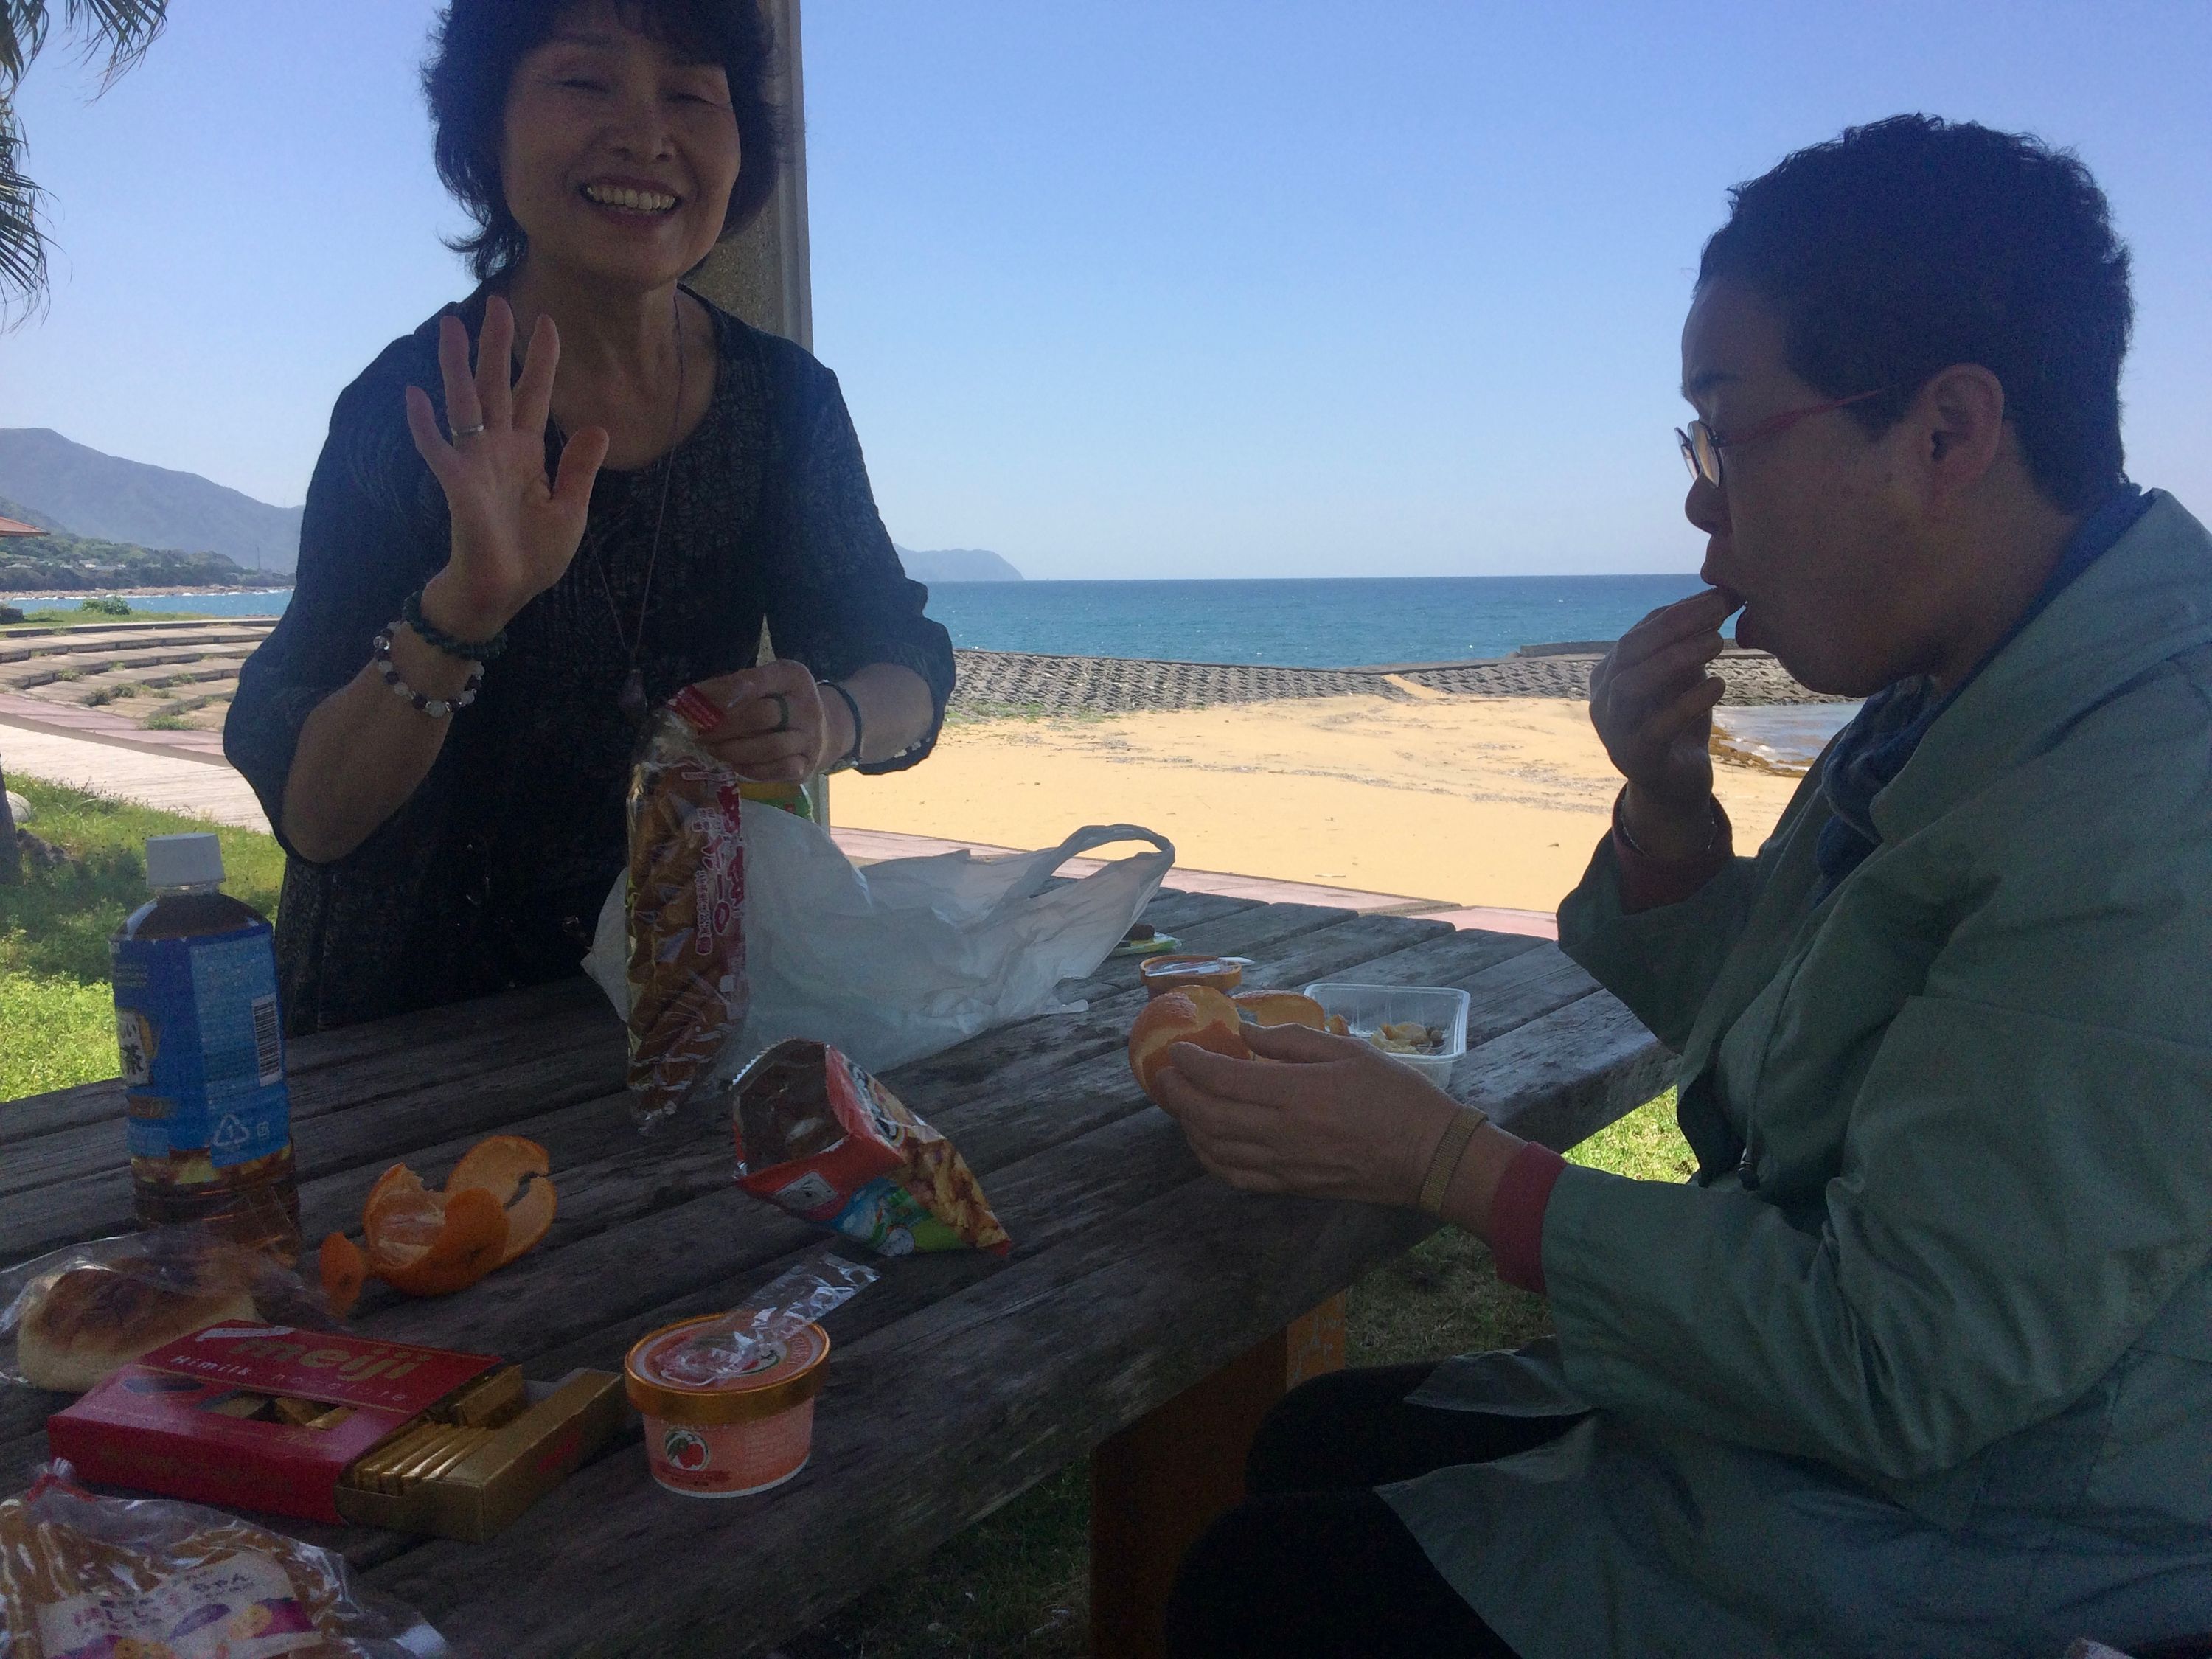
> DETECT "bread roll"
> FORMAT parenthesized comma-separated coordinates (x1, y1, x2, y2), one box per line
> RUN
(18, 1262, 257, 1394)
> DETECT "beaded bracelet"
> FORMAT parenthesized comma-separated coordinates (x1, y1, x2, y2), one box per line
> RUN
(373, 627, 483, 720)
(401, 586, 508, 662)
(818, 678, 864, 771)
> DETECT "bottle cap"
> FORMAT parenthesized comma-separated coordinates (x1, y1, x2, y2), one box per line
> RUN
(145, 832, 225, 891)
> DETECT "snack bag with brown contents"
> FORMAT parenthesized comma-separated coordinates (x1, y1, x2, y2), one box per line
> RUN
(626, 686, 750, 1132)
(0, 1461, 450, 1657)
(732, 1040, 1012, 1256)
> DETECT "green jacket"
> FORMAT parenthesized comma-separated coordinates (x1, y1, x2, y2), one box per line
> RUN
(1385, 493, 2212, 1657)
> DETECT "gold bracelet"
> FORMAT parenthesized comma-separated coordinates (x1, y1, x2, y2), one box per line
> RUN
(1418, 1108, 1486, 1217)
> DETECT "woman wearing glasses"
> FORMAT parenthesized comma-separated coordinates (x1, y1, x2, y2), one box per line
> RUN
(226, 0, 953, 1034)
(1158, 119, 2212, 1658)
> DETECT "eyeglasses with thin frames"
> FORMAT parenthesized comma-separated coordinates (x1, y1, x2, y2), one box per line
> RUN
(1677, 386, 1899, 489)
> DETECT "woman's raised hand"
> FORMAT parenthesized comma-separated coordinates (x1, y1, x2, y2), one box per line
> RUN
(403, 296, 611, 639)
(1588, 587, 1740, 855)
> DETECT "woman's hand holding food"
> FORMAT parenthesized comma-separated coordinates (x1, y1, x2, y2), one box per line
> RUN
(693, 659, 848, 782)
(403, 295, 611, 641)
(1155, 1021, 1475, 1211)
(1588, 586, 1741, 860)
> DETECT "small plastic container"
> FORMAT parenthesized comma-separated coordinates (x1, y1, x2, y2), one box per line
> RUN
(1303, 982, 1471, 1085)
(625, 1316, 830, 1498)
(1138, 954, 1251, 998)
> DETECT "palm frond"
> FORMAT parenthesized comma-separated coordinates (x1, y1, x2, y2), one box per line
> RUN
(0, 92, 51, 328)
(64, 0, 168, 89)
(0, 3, 51, 86)
(0, 0, 167, 319)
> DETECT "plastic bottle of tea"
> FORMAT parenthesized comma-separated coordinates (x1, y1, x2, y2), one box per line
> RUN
(111, 832, 300, 1254)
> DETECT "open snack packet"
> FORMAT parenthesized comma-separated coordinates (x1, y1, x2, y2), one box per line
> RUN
(732, 1040, 1013, 1256)
(0, 1461, 452, 1658)
(1, 1227, 335, 1395)
(625, 685, 751, 1133)
(654, 1254, 877, 1387)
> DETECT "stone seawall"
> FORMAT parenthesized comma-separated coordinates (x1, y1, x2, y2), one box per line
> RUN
(1, 617, 1848, 732)
(947, 647, 1845, 717)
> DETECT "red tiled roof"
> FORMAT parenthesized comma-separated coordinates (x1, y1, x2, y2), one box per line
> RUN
(0, 515, 44, 537)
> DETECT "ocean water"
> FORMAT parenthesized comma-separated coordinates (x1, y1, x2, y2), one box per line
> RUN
(925, 574, 1707, 667)
(40, 574, 1711, 669)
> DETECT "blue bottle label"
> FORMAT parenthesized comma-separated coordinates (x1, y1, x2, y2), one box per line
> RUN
(111, 923, 291, 1170)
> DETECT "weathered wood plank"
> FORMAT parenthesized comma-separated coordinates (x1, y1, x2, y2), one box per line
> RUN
(366, 1163, 1433, 1655)
(0, 888, 1237, 1147)
(0, 978, 616, 1145)
(0, 1097, 1220, 1547)
(0, 1018, 627, 1204)
(1458, 989, 1675, 1149)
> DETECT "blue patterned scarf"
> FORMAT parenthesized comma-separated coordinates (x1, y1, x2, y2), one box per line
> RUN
(1812, 484, 2150, 900)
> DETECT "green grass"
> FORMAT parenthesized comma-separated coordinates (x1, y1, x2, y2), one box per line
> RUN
(0, 777, 282, 1099)
(0, 971, 118, 1098)
(0, 608, 219, 628)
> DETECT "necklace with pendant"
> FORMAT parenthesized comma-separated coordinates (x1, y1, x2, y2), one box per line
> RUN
(591, 290, 687, 726)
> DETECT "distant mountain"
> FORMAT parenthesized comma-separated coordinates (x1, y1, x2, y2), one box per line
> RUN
(0, 429, 303, 574)
(894, 544, 1023, 582)
(0, 493, 67, 534)
(0, 522, 266, 594)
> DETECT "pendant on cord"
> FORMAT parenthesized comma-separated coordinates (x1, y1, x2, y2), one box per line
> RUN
(619, 667, 649, 725)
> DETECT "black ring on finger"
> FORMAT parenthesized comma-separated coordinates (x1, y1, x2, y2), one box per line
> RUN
(767, 692, 793, 734)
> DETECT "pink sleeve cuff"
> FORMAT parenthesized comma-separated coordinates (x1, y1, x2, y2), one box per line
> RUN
(1611, 793, 1734, 914)
(1489, 1140, 1568, 1296)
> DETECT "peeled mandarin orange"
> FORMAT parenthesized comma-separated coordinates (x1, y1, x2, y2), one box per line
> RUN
(488, 1175, 556, 1268)
(446, 1135, 557, 1268)
(319, 1232, 367, 1318)
(447, 1135, 548, 1197)
(370, 1186, 509, 1298)
(364, 1164, 431, 1234)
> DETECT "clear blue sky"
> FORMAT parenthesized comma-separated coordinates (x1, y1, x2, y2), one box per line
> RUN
(1, 1, 2205, 579)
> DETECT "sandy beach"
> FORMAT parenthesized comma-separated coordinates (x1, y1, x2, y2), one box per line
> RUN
(1, 616, 1832, 913)
(836, 695, 1806, 914)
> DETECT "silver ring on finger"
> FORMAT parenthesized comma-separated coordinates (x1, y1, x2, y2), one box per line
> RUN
(766, 692, 793, 734)
(451, 421, 486, 439)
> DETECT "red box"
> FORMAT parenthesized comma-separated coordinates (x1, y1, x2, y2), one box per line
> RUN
(47, 1322, 501, 1524)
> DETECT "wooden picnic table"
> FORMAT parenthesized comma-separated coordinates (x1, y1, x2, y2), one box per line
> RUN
(0, 886, 1670, 1657)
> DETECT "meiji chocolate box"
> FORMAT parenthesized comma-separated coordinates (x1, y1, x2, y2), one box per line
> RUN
(47, 1322, 624, 1541)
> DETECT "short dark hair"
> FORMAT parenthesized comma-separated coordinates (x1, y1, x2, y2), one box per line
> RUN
(1698, 114, 2132, 512)
(424, 0, 784, 282)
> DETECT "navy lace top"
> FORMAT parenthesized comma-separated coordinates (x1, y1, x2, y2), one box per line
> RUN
(225, 287, 955, 1034)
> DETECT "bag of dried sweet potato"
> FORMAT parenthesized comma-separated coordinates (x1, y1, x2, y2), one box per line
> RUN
(731, 1040, 1012, 1256)
(624, 686, 751, 1133)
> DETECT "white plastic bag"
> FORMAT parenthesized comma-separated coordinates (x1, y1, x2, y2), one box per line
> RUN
(586, 815, 1174, 1077)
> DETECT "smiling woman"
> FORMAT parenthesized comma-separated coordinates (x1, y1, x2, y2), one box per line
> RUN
(221, 0, 955, 1035)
